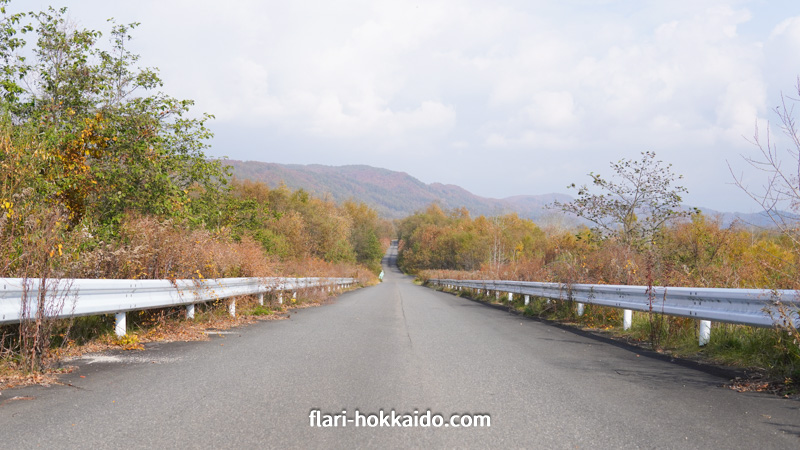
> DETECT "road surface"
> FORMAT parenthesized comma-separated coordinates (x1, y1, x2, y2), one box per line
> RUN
(1, 244, 799, 448)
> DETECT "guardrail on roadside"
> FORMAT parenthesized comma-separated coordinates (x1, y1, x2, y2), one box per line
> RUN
(0, 277, 356, 336)
(427, 279, 800, 345)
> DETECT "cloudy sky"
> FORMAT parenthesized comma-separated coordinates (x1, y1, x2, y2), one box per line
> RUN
(20, 0, 800, 212)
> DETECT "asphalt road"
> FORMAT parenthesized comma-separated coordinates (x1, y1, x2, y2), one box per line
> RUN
(1, 245, 799, 448)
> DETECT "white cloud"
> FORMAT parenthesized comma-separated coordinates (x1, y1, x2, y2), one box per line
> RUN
(20, 0, 800, 211)
(308, 96, 456, 139)
(522, 91, 578, 129)
(771, 16, 800, 42)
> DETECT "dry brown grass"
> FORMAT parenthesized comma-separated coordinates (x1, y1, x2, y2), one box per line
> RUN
(0, 210, 375, 387)
(75, 214, 276, 279)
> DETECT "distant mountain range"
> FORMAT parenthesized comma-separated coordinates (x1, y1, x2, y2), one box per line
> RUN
(225, 160, 569, 219)
(224, 160, 779, 227)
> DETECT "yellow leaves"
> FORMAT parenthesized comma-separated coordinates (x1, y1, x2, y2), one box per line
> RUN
(624, 259, 637, 275)
(1, 200, 13, 218)
(43, 113, 113, 222)
(114, 333, 142, 350)
(49, 243, 63, 258)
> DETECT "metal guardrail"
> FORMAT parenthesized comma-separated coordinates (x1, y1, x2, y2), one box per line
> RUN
(0, 276, 356, 336)
(428, 278, 800, 345)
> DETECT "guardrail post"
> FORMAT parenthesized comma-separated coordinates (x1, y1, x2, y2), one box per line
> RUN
(699, 320, 711, 346)
(576, 303, 585, 316)
(508, 292, 513, 302)
(258, 293, 264, 306)
(495, 291, 500, 300)
(229, 299, 236, 317)
(278, 292, 283, 304)
(115, 312, 126, 337)
(524, 295, 530, 306)
(186, 304, 195, 319)
(623, 309, 632, 330)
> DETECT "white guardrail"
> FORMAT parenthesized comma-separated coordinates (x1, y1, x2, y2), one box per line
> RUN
(428, 279, 800, 346)
(0, 277, 355, 336)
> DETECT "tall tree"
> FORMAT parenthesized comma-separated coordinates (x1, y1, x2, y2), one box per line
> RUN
(553, 151, 691, 248)
(0, 6, 227, 227)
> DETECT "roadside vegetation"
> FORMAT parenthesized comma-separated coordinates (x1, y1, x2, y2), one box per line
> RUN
(399, 151, 800, 393)
(0, 2, 392, 379)
(2, 0, 798, 398)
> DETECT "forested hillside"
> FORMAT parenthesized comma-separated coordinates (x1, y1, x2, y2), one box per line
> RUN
(226, 160, 781, 227)
(225, 160, 570, 220)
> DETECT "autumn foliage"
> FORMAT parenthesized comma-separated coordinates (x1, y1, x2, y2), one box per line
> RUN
(399, 180, 798, 291)
(0, 3, 391, 372)
(0, 4, 391, 282)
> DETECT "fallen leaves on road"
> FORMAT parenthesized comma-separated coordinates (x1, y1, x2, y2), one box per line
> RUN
(728, 376, 799, 399)
(0, 371, 61, 394)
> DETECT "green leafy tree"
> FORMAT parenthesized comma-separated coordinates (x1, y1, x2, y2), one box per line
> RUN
(1, 6, 227, 227)
(0, 0, 30, 105)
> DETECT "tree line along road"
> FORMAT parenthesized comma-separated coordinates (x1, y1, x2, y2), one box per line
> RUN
(0, 244, 798, 448)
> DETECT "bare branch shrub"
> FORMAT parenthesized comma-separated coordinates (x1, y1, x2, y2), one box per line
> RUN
(731, 81, 800, 247)
(0, 202, 76, 372)
(731, 77, 800, 352)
